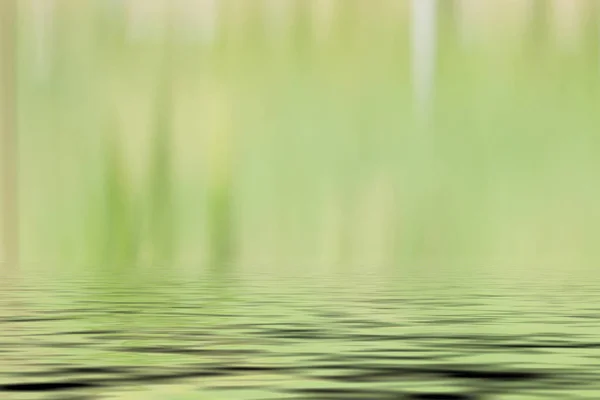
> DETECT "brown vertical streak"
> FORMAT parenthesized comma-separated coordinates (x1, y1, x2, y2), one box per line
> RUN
(1, 0, 19, 267)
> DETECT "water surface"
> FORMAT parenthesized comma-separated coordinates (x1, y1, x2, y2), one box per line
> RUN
(1, 271, 599, 399)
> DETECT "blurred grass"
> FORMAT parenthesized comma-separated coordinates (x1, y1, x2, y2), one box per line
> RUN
(145, 5, 176, 269)
(8, 0, 600, 279)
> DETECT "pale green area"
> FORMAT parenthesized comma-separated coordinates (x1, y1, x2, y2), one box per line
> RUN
(9, 1, 600, 280)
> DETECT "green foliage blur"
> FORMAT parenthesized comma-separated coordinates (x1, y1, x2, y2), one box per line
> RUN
(7, 1, 600, 280)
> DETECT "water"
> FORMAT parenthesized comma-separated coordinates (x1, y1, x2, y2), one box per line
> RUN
(2, 271, 600, 399)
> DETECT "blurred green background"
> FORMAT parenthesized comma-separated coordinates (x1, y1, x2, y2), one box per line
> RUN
(2, 0, 600, 281)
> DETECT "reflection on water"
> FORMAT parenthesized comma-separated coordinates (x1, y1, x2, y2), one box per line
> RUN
(2, 272, 600, 399)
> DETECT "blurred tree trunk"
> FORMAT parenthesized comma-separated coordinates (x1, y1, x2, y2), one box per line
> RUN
(1, 0, 18, 267)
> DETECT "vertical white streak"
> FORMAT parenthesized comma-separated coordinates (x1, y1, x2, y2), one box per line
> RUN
(411, 0, 437, 118)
